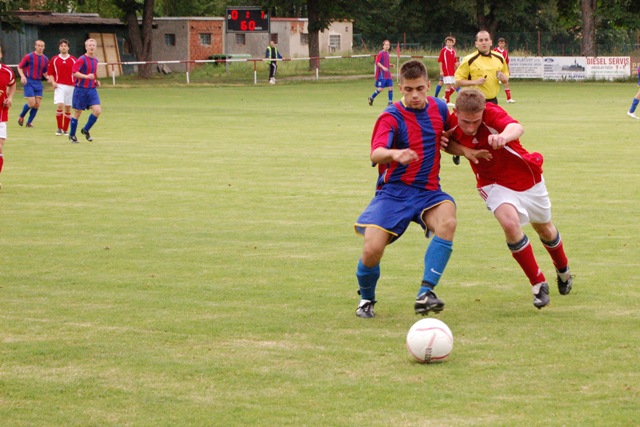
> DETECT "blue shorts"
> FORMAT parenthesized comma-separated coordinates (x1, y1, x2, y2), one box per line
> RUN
(23, 78, 44, 98)
(72, 87, 101, 110)
(375, 78, 393, 89)
(355, 183, 455, 243)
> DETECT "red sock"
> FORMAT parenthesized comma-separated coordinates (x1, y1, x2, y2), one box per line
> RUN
(0, 154, 4, 174)
(505, 89, 512, 100)
(445, 88, 454, 102)
(542, 237, 569, 272)
(63, 113, 71, 132)
(511, 239, 545, 285)
(56, 109, 63, 129)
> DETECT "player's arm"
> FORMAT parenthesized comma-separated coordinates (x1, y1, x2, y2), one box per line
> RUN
(371, 147, 418, 165)
(454, 62, 486, 87)
(4, 80, 16, 107)
(487, 123, 524, 150)
(440, 131, 492, 164)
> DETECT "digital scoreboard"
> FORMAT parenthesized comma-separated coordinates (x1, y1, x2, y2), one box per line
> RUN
(226, 7, 270, 33)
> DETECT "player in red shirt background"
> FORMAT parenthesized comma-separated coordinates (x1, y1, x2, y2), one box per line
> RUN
(493, 38, 515, 103)
(441, 88, 572, 309)
(0, 46, 17, 190)
(48, 39, 77, 136)
(434, 36, 458, 106)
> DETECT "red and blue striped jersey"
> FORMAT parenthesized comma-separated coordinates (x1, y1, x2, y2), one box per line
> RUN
(18, 52, 49, 79)
(375, 50, 392, 80)
(72, 55, 99, 89)
(371, 98, 449, 190)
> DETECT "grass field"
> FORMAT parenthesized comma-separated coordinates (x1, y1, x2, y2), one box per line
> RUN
(1, 78, 639, 426)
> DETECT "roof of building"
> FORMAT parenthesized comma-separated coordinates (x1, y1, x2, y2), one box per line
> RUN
(13, 11, 124, 26)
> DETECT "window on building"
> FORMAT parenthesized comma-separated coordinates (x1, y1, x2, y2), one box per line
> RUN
(199, 33, 212, 46)
(301, 33, 309, 46)
(235, 33, 246, 45)
(164, 34, 176, 47)
(329, 35, 341, 52)
(270, 34, 278, 44)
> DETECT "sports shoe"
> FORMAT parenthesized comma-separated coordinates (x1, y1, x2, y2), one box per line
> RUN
(18, 116, 24, 126)
(356, 299, 376, 318)
(26, 123, 34, 128)
(627, 111, 639, 119)
(81, 128, 93, 141)
(557, 272, 574, 295)
(69, 135, 78, 143)
(415, 290, 445, 315)
(452, 155, 460, 165)
(56, 129, 64, 136)
(387, 101, 393, 106)
(507, 99, 516, 103)
(368, 96, 374, 106)
(532, 282, 550, 309)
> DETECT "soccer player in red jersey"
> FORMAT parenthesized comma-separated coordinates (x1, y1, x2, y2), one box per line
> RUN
(434, 36, 458, 106)
(493, 38, 515, 103)
(48, 39, 77, 136)
(68, 39, 101, 143)
(367, 40, 395, 107)
(17, 40, 49, 127)
(441, 89, 572, 309)
(0, 46, 17, 190)
(354, 60, 457, 318)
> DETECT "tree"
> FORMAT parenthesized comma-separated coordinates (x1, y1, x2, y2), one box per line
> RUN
(113, 0, 155, 78)
(581, 0, 596, 55)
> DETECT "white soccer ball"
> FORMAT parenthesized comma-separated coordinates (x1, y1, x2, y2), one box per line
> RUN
(406, 318, 453, 363)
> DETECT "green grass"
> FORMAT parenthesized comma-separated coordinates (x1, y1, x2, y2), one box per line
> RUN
(1, 79, 639, 426)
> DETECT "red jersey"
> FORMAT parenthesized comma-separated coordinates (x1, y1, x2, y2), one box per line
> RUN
(446, 103, 543, 191)
(438, 47, 457, 77)
(49, 54, 77, 86)
(0, 64, 16, 122)
(493, 47, 509, 65)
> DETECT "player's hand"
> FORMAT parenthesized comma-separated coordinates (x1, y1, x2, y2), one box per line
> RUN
(3, 98, 12, 108)
(496, 72, 508, 83)
(390, 64, 395, 69)
(87, 73, 95, 80)
(487, 134, 508, 149)
(440, 130, 452, 150)
(392, 149, 419, 165)
(464, 149, 492, 164)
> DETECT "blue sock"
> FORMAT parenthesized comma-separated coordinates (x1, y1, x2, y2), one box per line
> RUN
(20, 104, 30, 118)
(455, 86, 461, 92)
(388, 90, 393, 102)
(27, 108, 38, 125)
(419, 236, 453, 295)
(434, 84, 442, 98)
(371, 90, 380, 99)
(356, 259, 380, 301)
(630, 98, 639, 113)
(69, 117, 78, 136)
(84, 114, 98, 131)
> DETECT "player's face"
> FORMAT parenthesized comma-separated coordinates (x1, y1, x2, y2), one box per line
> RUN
(59, 43, 69, 54)
(400, 77, 430, 109)
(383, 41, 390, 51)
(35, 41, 45, 54)
(498, 41, 506, 49)
(85, 39, 97, 54)
(475, 32, 492, 54)
(455, 109, 484, 136)
(446, 40, 454, 48)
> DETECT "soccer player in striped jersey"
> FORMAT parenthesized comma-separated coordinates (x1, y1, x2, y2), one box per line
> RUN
(0, 46, 17, 190)
(626, 65, 640, 119)
(493, 38, 515, 103)
(442, 88, 572, 309)
(48, 39, 77, 136)
(68, 39, 101, 143)
(434, 36, 459, 106)
(354, 59, 457, 318)
(17, 40, 49, 128)
(367, 40, 395, 107)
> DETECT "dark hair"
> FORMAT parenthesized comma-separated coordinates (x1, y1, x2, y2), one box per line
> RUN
(400, 59, 427, 82)
(58, 39, 70, 47)
(445, 36, 456, 43)
(455, 89, 486, 113)
(498, 37, 506, 43)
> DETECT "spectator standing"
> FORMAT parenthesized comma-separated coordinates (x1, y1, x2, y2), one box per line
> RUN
(265, 41, 282, 84)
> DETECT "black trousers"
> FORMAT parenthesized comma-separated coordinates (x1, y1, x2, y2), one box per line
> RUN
(269, 62, 277, 79)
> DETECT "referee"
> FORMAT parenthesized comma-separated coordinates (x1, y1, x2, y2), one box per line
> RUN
(455, 30, 509, 105)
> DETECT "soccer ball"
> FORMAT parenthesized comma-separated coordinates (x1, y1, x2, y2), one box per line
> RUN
(406, 318, 453, 363)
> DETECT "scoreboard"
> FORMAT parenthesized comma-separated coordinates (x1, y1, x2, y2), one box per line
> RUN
(226, 7, 270, 33)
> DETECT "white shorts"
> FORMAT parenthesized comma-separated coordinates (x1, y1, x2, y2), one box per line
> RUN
(0, 122, 6, 139)
(53, 84, 74, 106)
(442, 76, 456, 85)
(479, 180, 551, 225)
